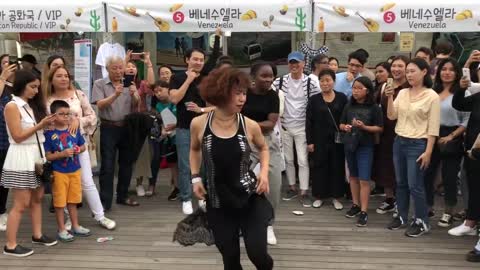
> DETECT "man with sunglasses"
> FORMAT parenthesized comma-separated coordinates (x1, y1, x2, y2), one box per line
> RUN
(272, 51, 321, 207)
(334, 51, 367, 98)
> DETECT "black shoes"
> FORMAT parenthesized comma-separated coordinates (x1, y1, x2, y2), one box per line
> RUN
(168, 187, 179, 201)
(3, 245, 34, 257)
(387, 216, 406, 230)
(345, 204, 361, 218)
(405, 219, 430, 238)
(356, 212, 368, 227)
(32, 235, 58, 246)
(466, 249, 480, 262)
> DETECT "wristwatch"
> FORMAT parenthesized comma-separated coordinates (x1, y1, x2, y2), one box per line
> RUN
(201, 108, 205, 113)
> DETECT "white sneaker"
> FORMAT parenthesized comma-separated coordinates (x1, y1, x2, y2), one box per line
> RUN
(267, 226, 277, 245)
(182, 201, 193, 215)
(65, 217, 72, 231)
(136, 185, 146, 197)
(312, 200, 323, 208)
(332, 199, 344, 210)
(448, 221, 477, 236)
(0, 213, 8, 231)
(99, 217, 116, 230)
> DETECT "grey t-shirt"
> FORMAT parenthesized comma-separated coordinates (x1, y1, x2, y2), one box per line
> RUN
(91, 78, 133, 121)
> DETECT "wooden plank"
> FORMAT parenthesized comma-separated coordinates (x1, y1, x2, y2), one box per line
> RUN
(0, 171, 477, 269)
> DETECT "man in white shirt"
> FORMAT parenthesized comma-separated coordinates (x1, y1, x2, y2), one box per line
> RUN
(272, 51, 321, 207)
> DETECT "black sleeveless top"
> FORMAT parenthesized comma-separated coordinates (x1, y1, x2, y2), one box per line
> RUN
(202, 111, 257, 209)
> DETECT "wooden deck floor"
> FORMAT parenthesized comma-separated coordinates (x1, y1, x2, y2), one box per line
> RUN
(0, 172, 478, 270)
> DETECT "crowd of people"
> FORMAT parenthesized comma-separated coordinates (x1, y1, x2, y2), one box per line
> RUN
(0, 31, 480, 268)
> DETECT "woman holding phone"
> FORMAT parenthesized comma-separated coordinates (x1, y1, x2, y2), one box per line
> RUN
(373, 55, 410, 215)
(385, 58, 440, 237)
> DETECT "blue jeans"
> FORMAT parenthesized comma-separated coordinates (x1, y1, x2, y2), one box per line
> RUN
(99, 125, 134, 210)
(345, 145, 374, 181)
(176, 128, 192, 202)
(393, 136, 429, 223)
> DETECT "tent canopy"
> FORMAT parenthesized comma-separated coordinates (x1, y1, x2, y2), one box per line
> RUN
(313, 0, 480, 32)
(0, 0, 105, 32)
(105, 0, 312, 32)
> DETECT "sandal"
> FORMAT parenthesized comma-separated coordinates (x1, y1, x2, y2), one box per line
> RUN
(117, 198, 140, 207)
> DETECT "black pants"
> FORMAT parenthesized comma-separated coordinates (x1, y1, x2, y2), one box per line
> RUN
(424, 126, 462, 209)
(311, 143, 345, 199)
(424, 148, 462, 209)
(99, 125, 134, 210)
(465, 157, 480, 221)
(207, 195, 274, 270)
(0, 149, 8, 214)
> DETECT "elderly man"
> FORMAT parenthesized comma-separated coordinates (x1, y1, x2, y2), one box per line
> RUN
(92, 56, 140, 211)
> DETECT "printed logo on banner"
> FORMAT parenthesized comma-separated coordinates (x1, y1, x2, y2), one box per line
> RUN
(173, 11, 185, 24)
(383, 11, 396, 24)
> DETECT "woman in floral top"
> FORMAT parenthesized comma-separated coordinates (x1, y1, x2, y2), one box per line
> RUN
(45, 66, 116, 230)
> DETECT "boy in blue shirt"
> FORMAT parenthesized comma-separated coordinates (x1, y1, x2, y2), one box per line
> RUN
(44, 100, 89, 242)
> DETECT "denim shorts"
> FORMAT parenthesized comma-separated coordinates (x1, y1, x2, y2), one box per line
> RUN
(345, 145, 374, 181)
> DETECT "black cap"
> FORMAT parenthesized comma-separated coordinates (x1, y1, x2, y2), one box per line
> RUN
(19, 54, 37, 65)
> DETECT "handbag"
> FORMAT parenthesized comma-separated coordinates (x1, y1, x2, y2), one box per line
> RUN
(23, 108, 53, 183)
(438, 126, 464, 156)
(325, 103, 342, 144)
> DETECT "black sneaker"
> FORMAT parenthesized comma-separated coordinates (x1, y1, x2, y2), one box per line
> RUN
(345, 204, 361, 218)
(167, 187, 179, 201)
(356, 212, 368, 227)
(376, 200, 396, 214)
(453, 211, 466, 222)
(32, 235, 58, 246)
(3, 245, 34, 257)
(405, 219, 430, 237)
(466, 249, 480, 262)
(300, 194, 312, 208)
(387, 216, 406, 230)
(282, 189, 298, 201)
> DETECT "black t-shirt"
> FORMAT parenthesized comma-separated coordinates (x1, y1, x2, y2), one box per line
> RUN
(169, 72, 206, 129)
(340, 102, 384, 146)
(241, 90, 279, 122)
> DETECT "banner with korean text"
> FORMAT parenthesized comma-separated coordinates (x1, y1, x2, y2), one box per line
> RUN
(106, 0, 312, 32)
(0, 0, 105, 32)
(313, 0, 480, 32)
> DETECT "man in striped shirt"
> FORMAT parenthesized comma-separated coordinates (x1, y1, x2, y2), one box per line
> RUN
(272, 51, 321, 207)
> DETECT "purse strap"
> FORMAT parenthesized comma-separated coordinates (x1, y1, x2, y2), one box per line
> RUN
(22, 107, 45, 159)
(322, 97, 340, 133)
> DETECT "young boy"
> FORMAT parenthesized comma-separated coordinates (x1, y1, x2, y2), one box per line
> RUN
(150, 80, 178, 200)
(44, 100, 90, 242)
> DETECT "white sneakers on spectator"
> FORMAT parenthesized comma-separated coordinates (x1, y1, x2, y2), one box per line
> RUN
(99, 217, 116, 230)
(312, 200, 323, 208)
(332, 199, 344, 210)
(267, 226, 277, 245)
(182, 201, 193, 215)
(136, 185, 146, 197)
(0, 213, 8, 231)
(448, 221, 477, 236)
